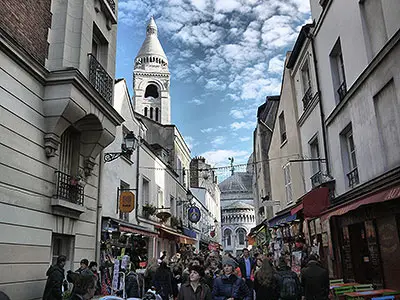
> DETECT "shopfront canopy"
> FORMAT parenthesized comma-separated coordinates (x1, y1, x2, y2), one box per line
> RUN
(157, 226, 197, 245)
(103, 217, 158, 237)
(268, 212, 297, 227)
(291, 187, 330, 218)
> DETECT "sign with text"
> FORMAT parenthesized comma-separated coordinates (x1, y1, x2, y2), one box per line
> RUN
(119, 191, 135, 213)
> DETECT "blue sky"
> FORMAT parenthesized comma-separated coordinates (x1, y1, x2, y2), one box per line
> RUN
(115, 0, 310, 170)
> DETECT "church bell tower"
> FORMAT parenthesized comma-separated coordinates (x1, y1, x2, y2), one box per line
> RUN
(133, 17, 171, 124)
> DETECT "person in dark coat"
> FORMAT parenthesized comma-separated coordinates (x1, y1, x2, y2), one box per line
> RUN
(254, 259, 279, 300)
(153, 261, 178, 300)
(300, 254, 329, 300)
(68, 272, 97, 300)
(88, 261, 101, 296)
(126, 269, 142, 298)
(43, 255, 67, 300)
(276, 257, 301, 300)
(238, 248, 255, 297)
(178, 265, 212, 300)
(212, 257, 251, 300)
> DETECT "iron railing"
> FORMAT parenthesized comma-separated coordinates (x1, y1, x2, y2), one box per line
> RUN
(337, 80, 347, 102)
(54, 171, 84, 206)
(347, 168, 359, 188)
(88, 54, 113, 104)
(310, 171, 322, 188)
(106, 0, 116, 14)
(302, 86, 312, 110)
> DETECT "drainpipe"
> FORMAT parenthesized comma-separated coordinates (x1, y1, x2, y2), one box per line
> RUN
(134, 137, 141, 225)
(95, 151, 103, 263)
(308, 32, 331, 176)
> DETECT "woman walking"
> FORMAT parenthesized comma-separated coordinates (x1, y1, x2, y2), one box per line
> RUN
(153, 261, 178, 300)
(178, 265, 211, 300)
(254, 259, 279, 300)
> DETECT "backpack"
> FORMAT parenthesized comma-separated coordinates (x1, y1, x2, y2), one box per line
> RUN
(279, 272, 299, 300)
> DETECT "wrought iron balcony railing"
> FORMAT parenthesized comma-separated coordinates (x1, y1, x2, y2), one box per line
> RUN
(337, 80, 347, 102)
(310, 170, 322, 188)
(88, 54, 113, 104)
(347, 167, 359, 188)
(106, 0, 116, 14)
(302, 86, 312, 110)
(54, 171, 84, 206)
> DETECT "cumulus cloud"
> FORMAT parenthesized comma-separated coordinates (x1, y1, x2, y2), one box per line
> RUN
(211, 136, 226, 147)
(184, 136, 197, 150)
(188, 98, 205, 105)
(231, 121, 256, 130)
(200, 149, 249, 166)
(240, 136, 251, 142)
(230, 107, 255, 119)
(268, 54, 285, 74)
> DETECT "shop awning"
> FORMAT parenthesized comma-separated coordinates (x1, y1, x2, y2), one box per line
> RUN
(291, 187, 330, 218)
(321, 184, 400, 221)
(102, 217, 158, 237)
(157, 226, 197, 245)
(268, 212, 297, 227)
(249, 222, 266, 237)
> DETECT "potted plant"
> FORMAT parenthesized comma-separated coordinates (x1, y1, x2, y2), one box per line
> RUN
(170, 216, 179, 228)
(142, 204, 157, 218)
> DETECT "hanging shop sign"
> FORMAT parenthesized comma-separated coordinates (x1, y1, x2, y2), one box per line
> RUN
(188, 206, 201, 223)
(119, 191, 135, 213)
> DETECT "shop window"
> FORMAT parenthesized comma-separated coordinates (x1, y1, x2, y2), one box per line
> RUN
(51, 234, 74, 271)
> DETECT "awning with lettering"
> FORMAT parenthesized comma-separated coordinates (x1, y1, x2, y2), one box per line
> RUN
(321, 184, 400, 221)
(268, 212, 297, 227)
(291, 187, 330, 218)
(102, 217, 158, 237)
(157, 226, 197, 245)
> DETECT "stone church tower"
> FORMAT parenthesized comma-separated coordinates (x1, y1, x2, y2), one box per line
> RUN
(133, 17, 170, 124)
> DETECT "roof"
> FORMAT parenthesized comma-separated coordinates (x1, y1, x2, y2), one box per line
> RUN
(219, 172, 253, 192)
(136, 17, 167, 60)
(223, 201, 254, 210)
(286, 23, 314, 69)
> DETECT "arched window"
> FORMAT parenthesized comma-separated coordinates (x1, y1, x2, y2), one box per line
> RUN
(150, 107, 153, 119)
(155, 107, 159, 122)
(237, 228, 246, 246)
(144, 107, 148, 117)
(145, 84, 159, 98)
(224, 228, 232, 247)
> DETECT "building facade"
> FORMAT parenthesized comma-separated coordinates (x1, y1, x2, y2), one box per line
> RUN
(0, 0, 121, 298)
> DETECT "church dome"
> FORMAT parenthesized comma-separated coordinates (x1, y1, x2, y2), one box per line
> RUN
(219, 172, 252, 192)
(136, 17, 168, 61)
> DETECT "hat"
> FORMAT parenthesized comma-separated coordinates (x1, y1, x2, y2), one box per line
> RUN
(222, 257, 238, 268)
(189, 265, 205, 277)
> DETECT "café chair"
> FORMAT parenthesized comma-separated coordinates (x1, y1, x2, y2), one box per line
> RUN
(331, 279, 345, 285)
(333, 286, 355, 300)
(354, 284, 374, 292)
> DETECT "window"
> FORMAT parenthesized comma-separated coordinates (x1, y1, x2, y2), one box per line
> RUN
(330, 39, 347, 103)
(170, 196, 176, 216)
(145, 84, 159, 98)
(340, 124, 359, 188)
(142, 177, 150, 205)
(157, 186, 164, 208)
(59, 127, 81, 176)
(155, 107, 159, 122)
(237, 228, 246, 246)
(144, 107, 148, 117)
(92, 23, 108, 67)
(310, 137, 321, 175)
(279, 112, 287, 144)
(283, 165, 293, 203)
(224, 229, 232, 247)
(177, 158, 183, 184)
(150, 107, 153, 119)
(374, 80, 400, 168)
(301, 60, 312, 109)
(51, 234, 74, 271)
(119, 181, 130, 221)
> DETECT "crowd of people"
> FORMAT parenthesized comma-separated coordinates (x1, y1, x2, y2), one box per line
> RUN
(38, 247, 330, 300)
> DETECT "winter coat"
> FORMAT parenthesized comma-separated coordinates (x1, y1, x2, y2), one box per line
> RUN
(238, 258, 254, 280)
(178, 282, 212, 300)
(153, 268, 178, 300)
(212, 274, 251, 300)
(126, 271, 141, 298)
(253, 273, 280, 300)
(300, 261, 329, 300)
(276, 268, 301, 300)
(43, 264, 65, 300)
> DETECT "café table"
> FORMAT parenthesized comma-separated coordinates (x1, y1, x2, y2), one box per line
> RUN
(330, 283, 360, 290)
(344, 289, 398, 300)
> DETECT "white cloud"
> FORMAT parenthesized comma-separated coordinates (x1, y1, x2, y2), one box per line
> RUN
(230, 121, 256, 130)
(211, 136, 226, 147)
(230, 108, 255, 119)
(205, 78, 227, 91)
(268, 54, 285, 74)
(214, 0, 241, 13)
(188, 98, 205, 105)
(239, 136, 251, 142)
(184, 136, 197, 150)
(200, 149, 249, 166)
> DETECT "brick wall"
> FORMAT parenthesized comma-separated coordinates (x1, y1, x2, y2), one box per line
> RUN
(0, 0, 52, 65)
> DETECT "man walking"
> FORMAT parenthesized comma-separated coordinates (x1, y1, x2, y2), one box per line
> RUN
(300, 254, 329, 300)
(43, 255, 67, 300)
(239, 248, 254, 298)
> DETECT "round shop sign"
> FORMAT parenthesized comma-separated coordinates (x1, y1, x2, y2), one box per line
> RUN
(188, 206, 201, 223)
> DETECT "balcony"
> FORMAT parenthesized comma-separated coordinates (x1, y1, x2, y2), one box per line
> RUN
(337, 81, 347, 102)
(347, 168, 359, 188)
(88, 54, 113, 104)
(311, 171, 323, 188)
(302, 86, 312, 110)
(106, 0, 115, 14)
(51, 171, 86, 218)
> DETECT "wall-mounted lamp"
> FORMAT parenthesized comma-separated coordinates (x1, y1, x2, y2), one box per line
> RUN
(104, 131, 137, 163)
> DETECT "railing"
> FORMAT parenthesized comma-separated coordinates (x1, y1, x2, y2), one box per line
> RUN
(106, 0, 116, 14)
(88, 54, 113, 104)
(54, 171, 84, 206)
(347, 168, 359, 188)
(302, 86, 312, 110)
(310, 171, 322, 188)
(337, 80, 347, 102)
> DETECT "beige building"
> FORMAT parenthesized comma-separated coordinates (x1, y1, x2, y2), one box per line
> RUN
(0, 0, 121, 299)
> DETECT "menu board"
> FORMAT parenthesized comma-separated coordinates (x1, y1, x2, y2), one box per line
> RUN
(341, 226, 354, 280)
(365, 220, 383, 286)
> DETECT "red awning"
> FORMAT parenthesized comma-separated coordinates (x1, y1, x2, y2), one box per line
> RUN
(321, 184, 400, 221)
(119, 225, 158, 238)
(158, 226, 197, 245)
(291, 187, 329, 218)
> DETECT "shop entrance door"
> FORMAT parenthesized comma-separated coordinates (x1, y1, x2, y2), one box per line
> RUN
(348, 223, 369, 283)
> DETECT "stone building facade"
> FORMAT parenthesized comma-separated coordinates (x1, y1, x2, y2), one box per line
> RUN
(0, 0, 121, 298)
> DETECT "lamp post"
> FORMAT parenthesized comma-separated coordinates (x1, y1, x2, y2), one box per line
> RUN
(104, 131, 137, 163)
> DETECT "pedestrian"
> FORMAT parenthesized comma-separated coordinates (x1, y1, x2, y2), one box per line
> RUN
(76, 259, 89, 273)
(43, 255, 67, 300)
(69, 272, 98, 300)
(276, 257, 301, 300)
(126, 267, 142, 299)
(145, 258, 159, 291)
(182, 256, 204, 284)
(88, 261, 101, 295)
(254, 259, 279, 300)
(153, 261, 178, 300)
(238, 248, 254, 296)
(178, 265, 212, 300)
(212, 257, 251, 300)
(250, 257, 263, 280)
(300, 254, 329, 300)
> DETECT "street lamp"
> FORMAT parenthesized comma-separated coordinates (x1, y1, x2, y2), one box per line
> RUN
(104, 131, 137, 163)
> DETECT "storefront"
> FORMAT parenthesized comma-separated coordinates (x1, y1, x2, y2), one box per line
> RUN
(321, 184, 400, 289)
(157, 225, 197, 260)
